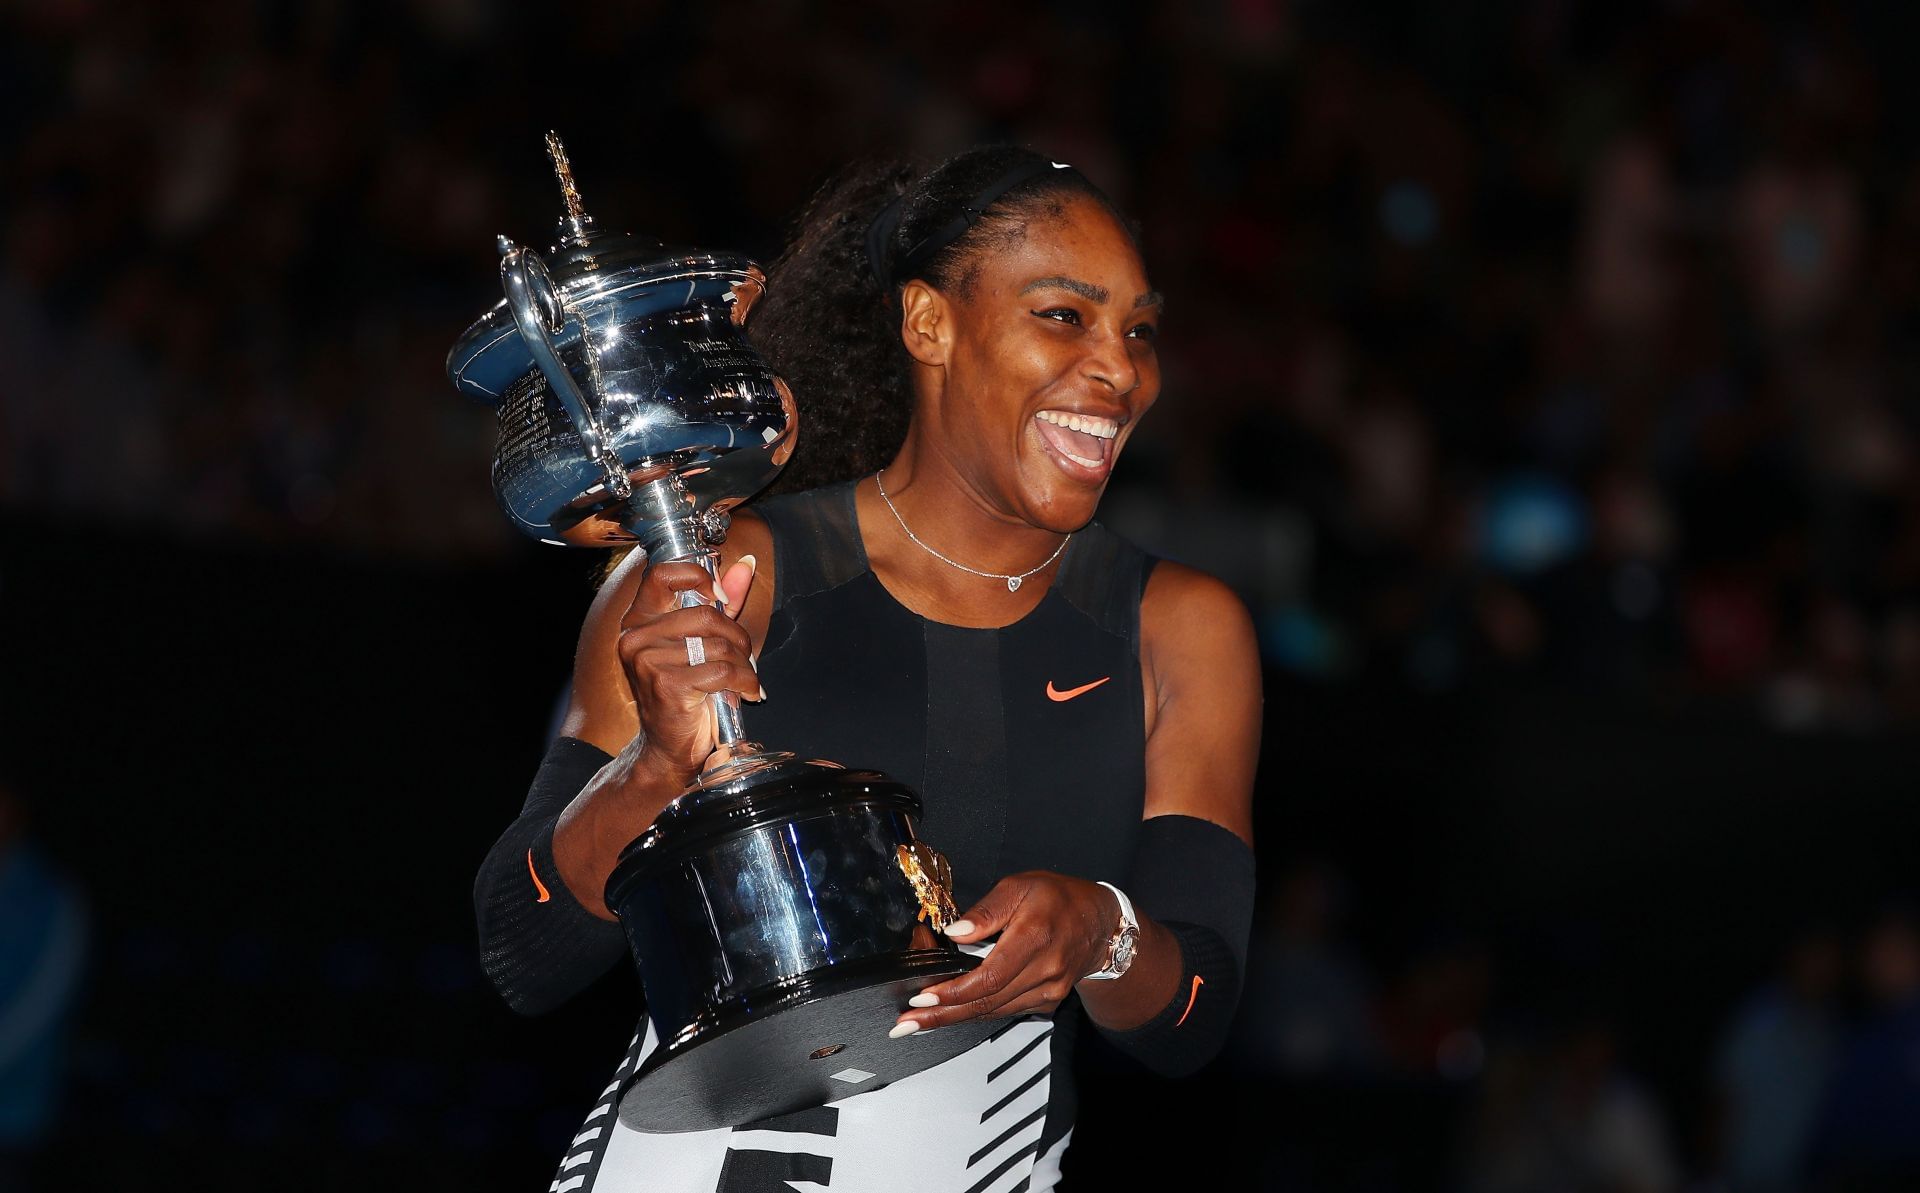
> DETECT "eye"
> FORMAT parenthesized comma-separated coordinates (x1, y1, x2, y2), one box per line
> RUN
(1127, 321, 1159, 343)
(1031, 307, 1082, 326)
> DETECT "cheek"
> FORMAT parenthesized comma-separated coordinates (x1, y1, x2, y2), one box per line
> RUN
(1004, 327, 1074, 386)
(955, 319, 1055, 390)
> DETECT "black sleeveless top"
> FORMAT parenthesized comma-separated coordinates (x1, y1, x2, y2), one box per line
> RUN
(747, 480, 1157, 1155)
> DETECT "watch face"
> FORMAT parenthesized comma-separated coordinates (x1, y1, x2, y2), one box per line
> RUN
(1112, 930, 1138, 972)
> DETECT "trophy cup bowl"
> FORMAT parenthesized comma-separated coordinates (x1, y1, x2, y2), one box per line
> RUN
(448, 135, 995, 1132)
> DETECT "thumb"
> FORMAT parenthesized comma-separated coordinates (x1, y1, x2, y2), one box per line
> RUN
(716, 554, 757, 619)
(944, 875, 1027, 942)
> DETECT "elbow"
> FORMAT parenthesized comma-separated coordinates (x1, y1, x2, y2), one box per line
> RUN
(473, 887, 574, 1017)
(1141, 1003, 1237, 1078)
(1097, 988, 1241, 1078)
(478, 937, 549, 1016)
(473, 873, 624, 1017)
(476, 937, 579, 1017)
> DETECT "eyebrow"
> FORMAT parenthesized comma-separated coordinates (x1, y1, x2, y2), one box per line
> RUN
(1022, 275, 1166, 312)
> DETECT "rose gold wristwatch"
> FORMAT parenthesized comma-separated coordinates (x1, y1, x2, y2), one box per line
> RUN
(1082, 880, 1139, 981)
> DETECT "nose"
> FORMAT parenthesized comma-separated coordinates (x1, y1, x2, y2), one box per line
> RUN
(1083, 326, 1141, 397)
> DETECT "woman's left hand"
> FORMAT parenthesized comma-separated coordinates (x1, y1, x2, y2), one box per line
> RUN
(892, 871, 1118, 1035)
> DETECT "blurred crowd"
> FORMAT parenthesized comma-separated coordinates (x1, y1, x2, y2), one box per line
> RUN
(1230, 859, 1920, 1193)
(6, 1, 1920, 727)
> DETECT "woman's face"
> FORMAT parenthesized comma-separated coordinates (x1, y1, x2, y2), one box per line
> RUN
(922, 194, 1162, 531)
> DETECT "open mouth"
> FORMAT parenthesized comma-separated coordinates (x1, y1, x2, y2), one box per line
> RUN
(1034, 409, 1121, 474)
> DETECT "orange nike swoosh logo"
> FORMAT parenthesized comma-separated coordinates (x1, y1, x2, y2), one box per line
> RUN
(1046, 676, 1111, 702)
(1175, 975, 1205, 1027)
(526, 848, 551, 903)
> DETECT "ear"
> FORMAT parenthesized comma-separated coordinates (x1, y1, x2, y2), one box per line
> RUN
(898, 280, 953, 367)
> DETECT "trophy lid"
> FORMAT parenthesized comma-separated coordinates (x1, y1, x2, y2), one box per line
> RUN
(446, 132, 766, 405)
(536, 131, 669, 280)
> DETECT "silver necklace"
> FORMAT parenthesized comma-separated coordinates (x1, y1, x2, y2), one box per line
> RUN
(874, 470, 1070, 592)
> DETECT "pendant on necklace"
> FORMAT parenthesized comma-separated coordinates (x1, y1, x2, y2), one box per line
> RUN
(1007, 576, 1023, 592)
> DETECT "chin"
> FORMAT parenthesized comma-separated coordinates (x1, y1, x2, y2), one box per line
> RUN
(1022, 473, 1108, 532)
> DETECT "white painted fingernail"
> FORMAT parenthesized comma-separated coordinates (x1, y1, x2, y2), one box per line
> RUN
(712, 582, 729, 607)
(907, 992, 940, 1008)
(889, 1020, 921, 1039)
(944, 920, 975, 937)
(739, 554, 757, 576)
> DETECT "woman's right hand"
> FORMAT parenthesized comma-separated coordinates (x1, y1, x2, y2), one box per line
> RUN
(616, 555, 764, 782)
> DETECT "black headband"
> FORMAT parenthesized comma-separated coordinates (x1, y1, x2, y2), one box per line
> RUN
(865, 158, 1080, 288)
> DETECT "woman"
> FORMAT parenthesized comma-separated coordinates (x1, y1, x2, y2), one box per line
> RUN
(474, 145, 1260, 1191)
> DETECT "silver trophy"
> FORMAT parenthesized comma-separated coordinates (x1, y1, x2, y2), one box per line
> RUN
(448, 136, 994, 1131)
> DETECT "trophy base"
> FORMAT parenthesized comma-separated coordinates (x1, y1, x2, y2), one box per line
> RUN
(616, 950, 998, 1133)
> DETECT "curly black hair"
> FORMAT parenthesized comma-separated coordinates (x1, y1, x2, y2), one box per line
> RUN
(748, 144, 1130, 496)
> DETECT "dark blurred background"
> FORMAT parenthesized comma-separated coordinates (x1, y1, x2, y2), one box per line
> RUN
(4, 1, 1920, 1190)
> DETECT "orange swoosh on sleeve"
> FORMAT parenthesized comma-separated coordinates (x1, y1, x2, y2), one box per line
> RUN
(1175, 975, 1205, 1027)
(1046, 676, 1111, 702)
(526, 848, 551, 903)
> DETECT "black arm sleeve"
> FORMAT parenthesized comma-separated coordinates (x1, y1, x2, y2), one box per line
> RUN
(474, 735, 629, 1015)
(1092, 814, 1255, 1077)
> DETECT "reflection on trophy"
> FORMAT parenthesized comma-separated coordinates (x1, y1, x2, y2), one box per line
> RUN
(447, 134, 995, 1132)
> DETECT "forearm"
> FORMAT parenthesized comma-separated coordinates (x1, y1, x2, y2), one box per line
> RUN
(473, 737, 629, 1015)
(1084, 815, 1255, 1076)
(551, 737, 688, 920)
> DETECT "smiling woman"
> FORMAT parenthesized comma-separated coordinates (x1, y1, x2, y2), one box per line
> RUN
(472, 145, 1259, 1192)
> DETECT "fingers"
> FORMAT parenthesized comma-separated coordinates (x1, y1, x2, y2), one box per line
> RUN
(620, 603, 754, 665)
(612, 555, 765, 779)
(897, 950, 1073, 1033)
(942, 876, 1029, 944)
(625, 561, 726, 626)
(925, 986, 1065, 1029)
(891, 874, 1116, 1035)
(895, 877, 1055, 1032)
(616, 601, 765, 709)
(685, 659, 764, 700)
(716, 554, 757, 620)
(920, 923, 1041, 1010)
(619, 632, 765, 702)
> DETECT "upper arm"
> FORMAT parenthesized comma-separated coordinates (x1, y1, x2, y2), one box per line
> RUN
(1138, 562, 1261, 845)
(555, 510, 777, 756)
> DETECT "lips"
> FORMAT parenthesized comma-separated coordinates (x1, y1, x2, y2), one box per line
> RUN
(1034, 409, 1120, 476)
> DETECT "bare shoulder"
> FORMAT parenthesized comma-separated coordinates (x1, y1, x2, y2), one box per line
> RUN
(1137, 559, 1260, 840)
(555, 509, 777, 754)
(1140, 560, 1261, 695)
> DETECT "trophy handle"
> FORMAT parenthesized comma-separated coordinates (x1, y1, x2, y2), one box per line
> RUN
(498, 236, 632, 501)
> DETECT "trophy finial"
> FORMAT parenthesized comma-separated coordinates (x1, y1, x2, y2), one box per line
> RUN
(545, 131, 595, 247)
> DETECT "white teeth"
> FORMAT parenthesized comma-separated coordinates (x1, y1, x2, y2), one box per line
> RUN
(1036, 410, 1118, 439)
